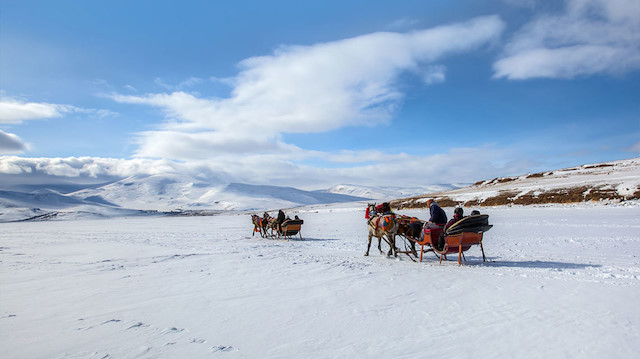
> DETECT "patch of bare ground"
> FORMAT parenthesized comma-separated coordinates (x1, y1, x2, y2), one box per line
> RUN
(481, 186, 639, 206)
(390, 185, 640, 209)
(584, 164, 614, 169)
(526, 172, 545, 179)
(390, 196, 458, 210)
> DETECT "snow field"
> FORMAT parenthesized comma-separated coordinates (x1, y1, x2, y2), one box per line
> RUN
(1, 204, 639, 358)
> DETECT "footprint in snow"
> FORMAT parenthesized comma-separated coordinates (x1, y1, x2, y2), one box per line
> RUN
(127, 322, 149, 329)
(100, 319, 122, 325)
(211, 345, 237, 353)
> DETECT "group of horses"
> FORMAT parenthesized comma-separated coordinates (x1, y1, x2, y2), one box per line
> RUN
(251, 212, 279, 238)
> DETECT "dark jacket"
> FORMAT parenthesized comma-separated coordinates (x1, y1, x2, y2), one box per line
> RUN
(429, 203, 447, 225)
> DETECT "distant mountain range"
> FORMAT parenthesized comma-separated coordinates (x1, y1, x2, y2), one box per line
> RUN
(0, 172, 439, 221)
(1, 157, 638, 222)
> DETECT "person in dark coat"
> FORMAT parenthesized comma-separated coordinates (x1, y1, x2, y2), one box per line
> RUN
(411, 199, 448, 246)
(276, 210, 286, 233)
(425, 199, 447, 229)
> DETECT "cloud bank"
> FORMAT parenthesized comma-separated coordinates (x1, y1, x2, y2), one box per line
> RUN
(494, 0, 640, 79)
(0, 143, 525, 189)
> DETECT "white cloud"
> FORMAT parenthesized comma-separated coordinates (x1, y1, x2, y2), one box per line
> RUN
(0, 130, 28, 153)
(133, 130, 301, 159)
(0, 97, 116, 124)
(494, 45, 640, 79)
(494, 0, 640, 79)
(0, 98, 68, 124)
(112, 16, 505, 160)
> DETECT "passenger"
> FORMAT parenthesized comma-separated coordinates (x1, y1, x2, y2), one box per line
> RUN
(277, 210, 286, 232)
(471, 210, 480, 215)
(439, 207, 464, 250)
(408, 199, 448, 248)
(445, 207, 464, 231)
(424, 199, 447, 229)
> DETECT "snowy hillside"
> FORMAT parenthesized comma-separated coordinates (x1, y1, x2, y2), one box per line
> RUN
(392, 157, 640, 209)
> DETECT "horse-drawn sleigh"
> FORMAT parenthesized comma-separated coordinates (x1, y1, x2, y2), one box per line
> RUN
(252, 211, 304, 240)
(365, 203, 492, 266)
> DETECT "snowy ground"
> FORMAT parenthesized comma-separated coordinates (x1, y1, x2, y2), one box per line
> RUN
(1, 203, 639, 358)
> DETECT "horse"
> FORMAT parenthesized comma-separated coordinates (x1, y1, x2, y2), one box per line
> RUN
(251, 214, 266, 237)
(395, 215, 425, 257)
(365, 203, 399, 257)
(261, 212, 279, 238)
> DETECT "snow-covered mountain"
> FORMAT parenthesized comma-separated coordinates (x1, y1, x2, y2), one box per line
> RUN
(0, 173, 370, 221)
(391, 157, 640, 208)
(323, 183, 459, 200)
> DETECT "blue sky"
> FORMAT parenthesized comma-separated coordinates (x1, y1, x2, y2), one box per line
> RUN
(1, 0, 639, 189)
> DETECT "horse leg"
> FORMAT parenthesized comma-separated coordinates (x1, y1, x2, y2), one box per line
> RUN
(365, 232, 372, 256)
(377, 235, 383, 255)
(388, 234, 397, 257)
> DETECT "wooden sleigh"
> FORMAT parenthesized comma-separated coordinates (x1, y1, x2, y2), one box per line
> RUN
(277, 219, 304, 240)
(400, 215, 492, 266)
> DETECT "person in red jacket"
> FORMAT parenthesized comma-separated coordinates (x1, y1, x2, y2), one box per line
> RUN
(438, 207, 464, 250)
(445, 207, 464, 231)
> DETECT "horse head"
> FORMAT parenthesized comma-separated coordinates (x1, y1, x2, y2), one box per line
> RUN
(366, 203, 377, 219)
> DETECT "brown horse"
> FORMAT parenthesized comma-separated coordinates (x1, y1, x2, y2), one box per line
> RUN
(261, 212, 279, 238)
(365, 203, 399, 257)
(396, 215, 425, 256)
